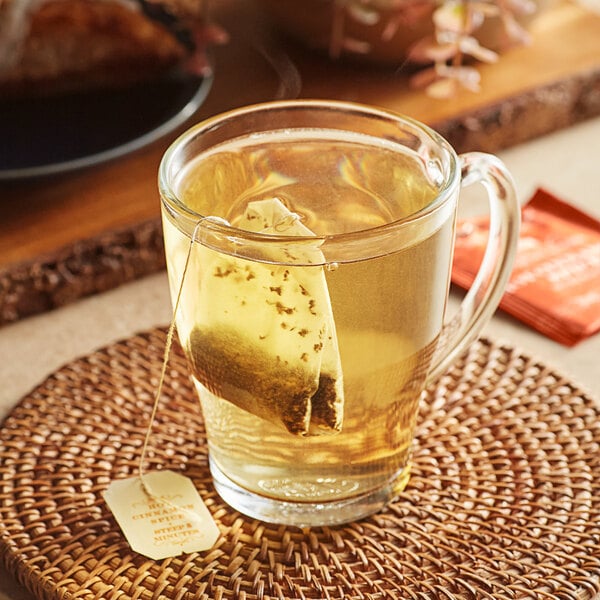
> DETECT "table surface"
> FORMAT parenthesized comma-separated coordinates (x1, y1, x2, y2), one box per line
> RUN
(1, 114, 600, 600)
(2, 1, 600, 596)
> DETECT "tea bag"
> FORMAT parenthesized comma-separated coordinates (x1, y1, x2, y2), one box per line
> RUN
(186, 198, 344, 436)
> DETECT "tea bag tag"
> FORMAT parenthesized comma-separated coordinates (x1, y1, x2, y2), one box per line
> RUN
(103, 470, 220, 560)
(105, 222, 219, 560)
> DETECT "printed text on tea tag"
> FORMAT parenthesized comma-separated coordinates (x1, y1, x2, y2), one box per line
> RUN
(103, 470, 220, 560)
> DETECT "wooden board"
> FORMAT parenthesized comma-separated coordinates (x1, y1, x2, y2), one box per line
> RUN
(1, 0, 599, 324)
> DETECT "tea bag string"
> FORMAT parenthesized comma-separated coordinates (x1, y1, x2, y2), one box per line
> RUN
(137, 220, 202, 497)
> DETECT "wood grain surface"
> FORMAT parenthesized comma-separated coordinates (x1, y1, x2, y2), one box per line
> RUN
(1, 0, 599, 324)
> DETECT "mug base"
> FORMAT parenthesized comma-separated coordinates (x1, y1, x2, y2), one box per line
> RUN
(209, 458, 412, 527)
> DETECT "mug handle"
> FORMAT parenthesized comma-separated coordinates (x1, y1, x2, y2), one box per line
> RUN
(426, 152, 521, 384)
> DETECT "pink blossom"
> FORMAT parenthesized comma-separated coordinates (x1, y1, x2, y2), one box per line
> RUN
(332, 0, 536, 97)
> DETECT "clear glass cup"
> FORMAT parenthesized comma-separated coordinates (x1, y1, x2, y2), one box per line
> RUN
(159, 100, 520, 527)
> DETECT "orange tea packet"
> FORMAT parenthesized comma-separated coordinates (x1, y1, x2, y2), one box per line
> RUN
(452, 188, 600, 346)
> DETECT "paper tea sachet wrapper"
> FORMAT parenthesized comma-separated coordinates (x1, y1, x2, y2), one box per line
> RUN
(186, 198, 344, 436)
(452, 188, 600, 346)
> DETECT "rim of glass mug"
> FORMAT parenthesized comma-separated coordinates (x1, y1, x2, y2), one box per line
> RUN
(159, 99, 461, 266)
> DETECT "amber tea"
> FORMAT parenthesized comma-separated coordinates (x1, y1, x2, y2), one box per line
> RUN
(163, 131, 452, 508)
(159, 101, 520, 526)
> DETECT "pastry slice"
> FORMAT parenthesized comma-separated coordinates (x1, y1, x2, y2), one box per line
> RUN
(0, 0, 225, 96)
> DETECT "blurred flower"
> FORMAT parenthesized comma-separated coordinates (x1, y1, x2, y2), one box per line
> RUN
(333, 0, 539, 97)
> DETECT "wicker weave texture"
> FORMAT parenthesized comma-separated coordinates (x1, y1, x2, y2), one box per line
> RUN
(0, 328, 599, 600)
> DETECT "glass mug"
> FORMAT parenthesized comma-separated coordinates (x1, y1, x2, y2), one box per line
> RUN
(159, 100, 520, 527)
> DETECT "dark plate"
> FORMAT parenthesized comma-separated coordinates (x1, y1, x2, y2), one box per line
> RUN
(0, 73, 212, 181)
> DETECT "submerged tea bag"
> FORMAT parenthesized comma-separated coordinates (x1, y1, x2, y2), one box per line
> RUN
(186, 198, 344, 436)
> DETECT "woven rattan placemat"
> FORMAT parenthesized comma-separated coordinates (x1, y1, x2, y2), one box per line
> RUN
(1, 328, 599, 600)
